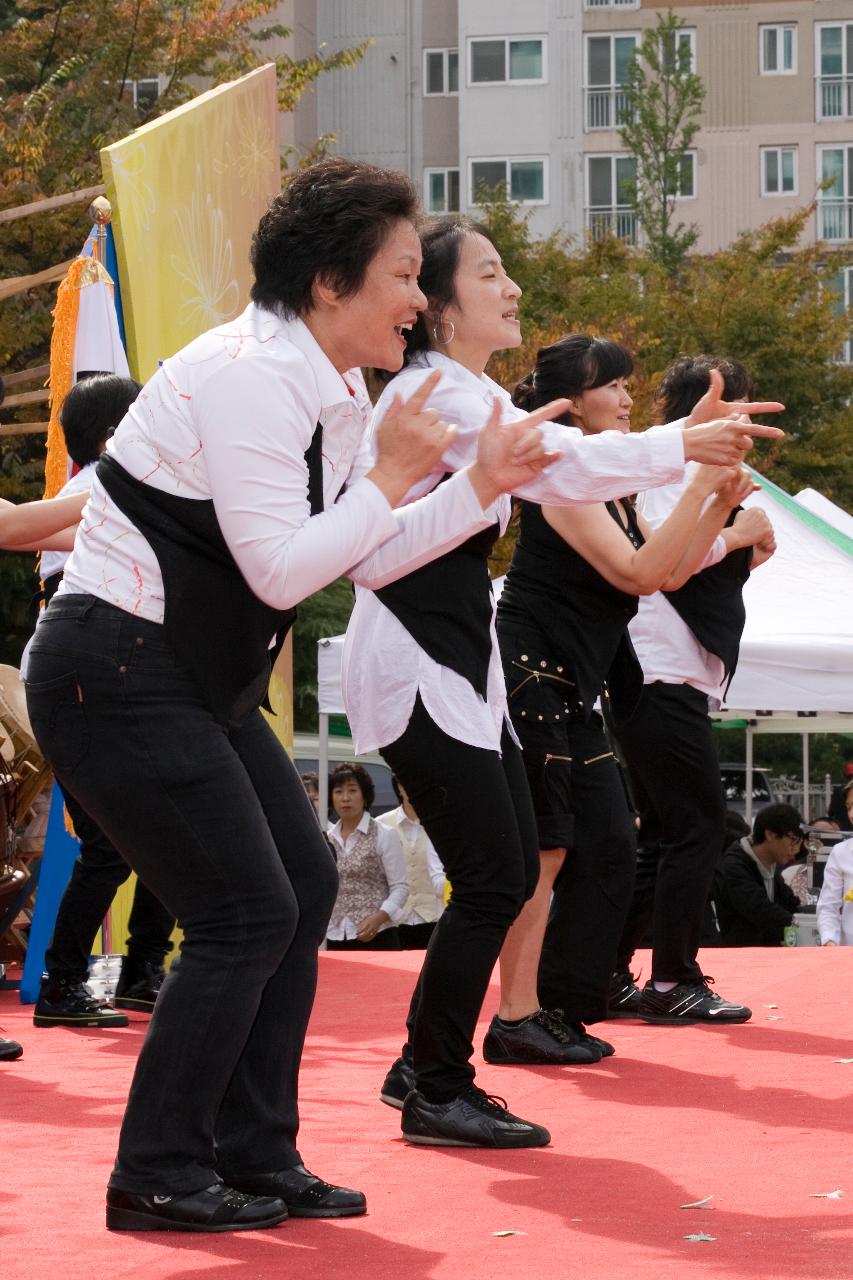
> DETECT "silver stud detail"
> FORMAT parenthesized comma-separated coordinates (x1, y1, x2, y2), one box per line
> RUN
(520, 653, 528, 661)
(540, 660, 547, 669)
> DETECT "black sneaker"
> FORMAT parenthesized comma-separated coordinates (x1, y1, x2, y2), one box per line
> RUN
(114, 959, 166, 1013)
(33, 976, 129, 1028)
(552, 1013, 615, 1059)
(106, 1182, 288, 1233)
(638, 976, 752, 1025)
(483, 1008, 602, 1065)
(608, 971, 642, 1019)
(0, 1034, 22, 1061)
(401, 1085, 550, 1148)
(380, 1056, 416, 1109)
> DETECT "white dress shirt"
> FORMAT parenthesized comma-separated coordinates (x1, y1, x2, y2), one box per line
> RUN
(343, 350, 688, 755)
(326, 811, 409, 940)
(816, 837, 853, 945)
(60, 305, 493, 622)
(376, 805, 446, 924)
(629, 458, 730, 707)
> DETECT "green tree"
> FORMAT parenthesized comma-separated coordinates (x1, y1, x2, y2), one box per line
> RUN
(619, 9, 705, 275)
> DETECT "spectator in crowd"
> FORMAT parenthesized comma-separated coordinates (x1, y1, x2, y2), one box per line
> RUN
(714, 803, 803, 946)
(377, 775, 445, 949)
(326, 763, 409, 950)
(817, 781, 853, 946)
(300, 772, 322, 820)
(828, 764, 853, 829)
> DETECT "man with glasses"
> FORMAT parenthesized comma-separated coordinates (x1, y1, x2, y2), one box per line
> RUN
(714, 803, 804, 946)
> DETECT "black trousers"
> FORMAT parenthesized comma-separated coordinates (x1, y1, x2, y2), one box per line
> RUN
(397, 920, 437, 950)
(326, 929, 401, 951)
(612, 681, 724, 985)
(381, 695, 539, 1102)
(26, 595, 338, 1195)
(536, 713, 637, 1024)
(46, 782, 175, 984)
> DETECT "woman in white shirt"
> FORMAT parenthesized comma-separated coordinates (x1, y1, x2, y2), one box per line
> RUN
(817, 783, 853, 945)
(326, 763, 408, 949)
(343, 215, 784, 1151)
(23, 162, 555, 1235)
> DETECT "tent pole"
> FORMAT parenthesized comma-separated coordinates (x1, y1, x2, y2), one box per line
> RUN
(802, 733, 810, 822)
(745, 722, 755, 827)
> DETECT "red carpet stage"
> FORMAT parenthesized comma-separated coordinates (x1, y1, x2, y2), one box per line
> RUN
(1, 947, 850, 1280)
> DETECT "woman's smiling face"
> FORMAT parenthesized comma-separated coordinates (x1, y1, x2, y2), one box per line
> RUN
(569, 376, 634, 435)
(438, 232, 523, 364)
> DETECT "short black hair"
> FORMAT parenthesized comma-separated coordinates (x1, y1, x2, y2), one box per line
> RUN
(753, 803, 803, 843)
(398, 215, 497, 366)
(250, 157, 418, 318)
(656, 355, 754, 422)
(391, 774, 402, 803)
(513, 334, 633, 425)
(59, 374, 142, 467)
(329, 762, 375, 810)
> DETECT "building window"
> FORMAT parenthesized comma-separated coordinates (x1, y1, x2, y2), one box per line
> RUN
(666, 151, 696, 199)
(425, 168, 460, 213)
(584, 34, 637, 130)
(817, 24, 853, 121)
(586, 154, 638, 243)
(584, 0, 640, 8)
(469, 37, 546, 85)
(130, 77, 160, 111)
(424, 48, 458, 96)
(470, 157, 548, 205)
(832, 266, 853, 363)
(761, 146, 797, 196)
(759, 24, 796, 75)
(818, 146, 853, 241)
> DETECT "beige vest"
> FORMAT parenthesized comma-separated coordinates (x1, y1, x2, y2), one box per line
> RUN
(328, 818, 390, 932)
(381, 812, 442, 925)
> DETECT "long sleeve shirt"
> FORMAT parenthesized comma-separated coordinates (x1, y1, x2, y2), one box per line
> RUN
(343, 350, 688, 755)
(326, 811, 409, 940)
(816, 837, 853, 945)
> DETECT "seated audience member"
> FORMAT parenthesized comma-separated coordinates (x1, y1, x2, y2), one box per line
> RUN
(714, 803, 803, 946)
(300, 772, 322, 821)
(27, 376, 175, 1029)
(817, 781, 853, 946)
(377, 776, 446, 949)
(326, 763, 408, 950)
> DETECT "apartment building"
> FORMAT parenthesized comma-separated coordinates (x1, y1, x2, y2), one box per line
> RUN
(273, 0, 853, 307)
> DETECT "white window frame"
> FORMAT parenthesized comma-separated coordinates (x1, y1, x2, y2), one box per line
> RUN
(130, 76, 160, 110)
(759, 24, 797, 76)
(816, 144, 853, 241)
(816, 22, 853, 122)
(760, 146, 798, 197)
(584, 31, 640, 131)
(669, 150, 698, 200)
(585, 152, 639, 243)
(468, 156, 549, 206)
(675, 28, 697, 74)
(423, 47, 459, 97)
(424, 167, 461, 213)
(467, 36, 547, 87)
(584, 0, 640, 9)
(837, 266, 853, 363)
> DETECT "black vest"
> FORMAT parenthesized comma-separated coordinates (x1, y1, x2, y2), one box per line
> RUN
(374, 520, 500, 699)
(497, 498, 644, 721)
(662, 509, 752, 690)
(96, 423, 325, 728)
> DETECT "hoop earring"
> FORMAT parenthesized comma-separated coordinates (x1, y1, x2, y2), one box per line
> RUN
(432, 318, 456, 345)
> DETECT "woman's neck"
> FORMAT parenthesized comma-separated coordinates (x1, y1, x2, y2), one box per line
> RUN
(339, 814, 361, 838)
(433, 339, 491, 379)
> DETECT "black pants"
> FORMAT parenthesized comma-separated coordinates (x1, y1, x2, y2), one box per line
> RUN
(381, 696, 539, 1102)
(326, 929, 401, 951)
(612, 681, 724, 985)
(536, 713, 637, 1024)
(46, 782, 175, 983)
(26, 595, 338, 1195)
(398, 920, 437, 950)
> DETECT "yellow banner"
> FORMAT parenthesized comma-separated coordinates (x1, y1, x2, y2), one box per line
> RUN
(100, 63, 279, 383)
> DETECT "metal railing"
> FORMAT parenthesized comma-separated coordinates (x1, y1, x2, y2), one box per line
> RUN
(585, 206, 638, 244)
(816, 74, 853, 120)
(818, 198, 853, 241)
(585, 85, 633, 131)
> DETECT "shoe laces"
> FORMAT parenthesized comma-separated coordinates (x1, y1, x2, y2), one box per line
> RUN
(460, 1084, 511, 1116)
(535, 1008, 583, 1044)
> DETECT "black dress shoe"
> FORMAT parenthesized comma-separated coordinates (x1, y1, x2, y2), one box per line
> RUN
(227, 1164, 367, 1218)
(0, 1035, 22, 1061)
(106, 1182, 288, 1232)
(380, 1055, 416, 1109)
(402, 1085, 551, 1148)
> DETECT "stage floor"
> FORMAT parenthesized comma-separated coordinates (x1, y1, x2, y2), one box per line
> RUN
(1, 946, 851, 1280)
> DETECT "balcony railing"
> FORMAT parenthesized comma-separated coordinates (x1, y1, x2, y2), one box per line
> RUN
(585, 85, 633, 131)
(818, 198, 853, 241)
(816, 75, 853, 121)
(586, 206, 638, 245)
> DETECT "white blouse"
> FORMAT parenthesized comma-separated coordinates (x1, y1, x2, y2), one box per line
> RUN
(816, 837, 853, 945)
(326, 811, 409, 940)
(342, 351, 688, 755)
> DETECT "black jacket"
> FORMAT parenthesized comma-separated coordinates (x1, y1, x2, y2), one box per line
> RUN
(714, 841, 800, 946)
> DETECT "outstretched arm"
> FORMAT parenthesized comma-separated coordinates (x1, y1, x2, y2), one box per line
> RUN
(0, 492, 87, 550)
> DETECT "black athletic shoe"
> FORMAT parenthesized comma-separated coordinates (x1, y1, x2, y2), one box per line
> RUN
(114, 959, 166, 1013)
(483, 1008, 602, 1065)
(0, 1034, 22, 1061)
(401, 1085, 551, 1148)
(638, 976, 752, 1025)
(226, 1164, 366, 1218)
(608, 971, 642, 1019)
(380, 1056, 416, 1109)
(33, 976, 129, 1028)
(106, 1182, 288, 1233)
(558, 1016, 615, 1059)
